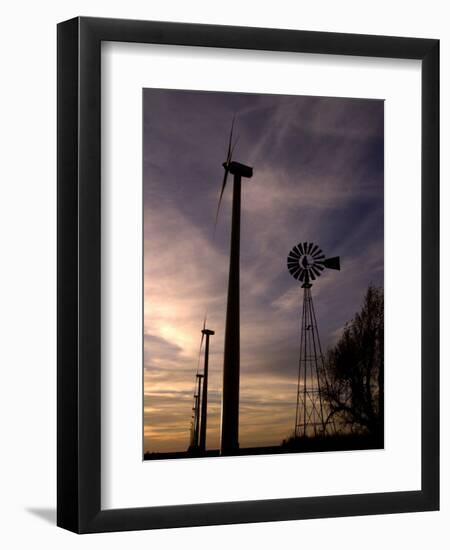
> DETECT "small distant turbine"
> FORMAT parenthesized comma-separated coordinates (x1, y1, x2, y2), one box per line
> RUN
(199, 327, 214, 453)
(188, 322, 215, 454)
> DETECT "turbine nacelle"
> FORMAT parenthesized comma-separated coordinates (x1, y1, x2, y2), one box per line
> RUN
(223, 161, 253, 179)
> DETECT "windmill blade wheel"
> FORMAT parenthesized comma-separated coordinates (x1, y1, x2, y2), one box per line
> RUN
(287, 242, 340, 284)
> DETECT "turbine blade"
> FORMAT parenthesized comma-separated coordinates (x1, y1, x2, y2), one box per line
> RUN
(213, 169, 230, 230)
(200, 314, 208, 346)
(226, 115, 236, 163)
(323, 256, 341, 270)
(230, 134, 239, 160)
(213, 117, 237, 232)
(297, 243, 304, 255)
(310, 244, 319, 255)
(311, 266, 322, 277)
(196, 313, 207, 372)
(289, 249, 300, 259)
(290, 266, 302, 279)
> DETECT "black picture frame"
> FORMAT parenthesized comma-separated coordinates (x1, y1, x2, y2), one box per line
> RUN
(57, 16, 439, 533)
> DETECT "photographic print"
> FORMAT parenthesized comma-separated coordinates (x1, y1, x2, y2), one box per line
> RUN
(143, 89, 384, 460)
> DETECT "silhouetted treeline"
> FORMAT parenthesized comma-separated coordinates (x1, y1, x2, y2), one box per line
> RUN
(322, 284, 384, 438)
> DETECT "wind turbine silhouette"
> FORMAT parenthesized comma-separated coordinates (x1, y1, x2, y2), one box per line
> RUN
(188, 317, 214, 454)
(216, 117, 253, 455)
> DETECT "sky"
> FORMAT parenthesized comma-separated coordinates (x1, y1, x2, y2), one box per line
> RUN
(143, 88, 384, 453)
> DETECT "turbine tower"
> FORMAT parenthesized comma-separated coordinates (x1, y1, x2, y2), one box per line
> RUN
(287, 242, 340, 438)
(215, 118, 253, 455)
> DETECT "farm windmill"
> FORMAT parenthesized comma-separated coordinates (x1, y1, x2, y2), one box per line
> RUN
(287, 242, 340, 438)
(216, 118, 253, 455)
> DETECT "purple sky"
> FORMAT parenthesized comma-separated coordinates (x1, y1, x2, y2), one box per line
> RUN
(143, 89, 384, 453)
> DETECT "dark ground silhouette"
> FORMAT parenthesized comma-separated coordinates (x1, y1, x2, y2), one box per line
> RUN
(144, 432, 383, 461)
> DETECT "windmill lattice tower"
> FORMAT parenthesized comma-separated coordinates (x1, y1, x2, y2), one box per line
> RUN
(287, 242, 340, 438)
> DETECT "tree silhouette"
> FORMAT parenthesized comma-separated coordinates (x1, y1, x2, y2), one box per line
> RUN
(323, 285, 384, 437)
